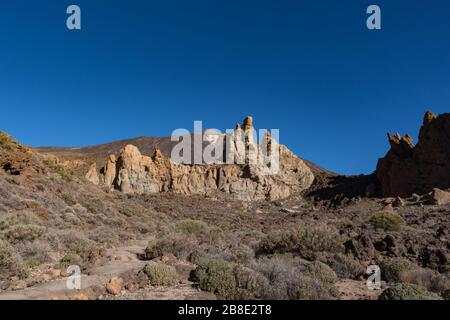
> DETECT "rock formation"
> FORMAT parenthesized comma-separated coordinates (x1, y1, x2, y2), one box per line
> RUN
(102, 155, 116, 188)
(93, 117, 314, 201)
(377, 112, 450, 197)
(85, 163, 100, 185)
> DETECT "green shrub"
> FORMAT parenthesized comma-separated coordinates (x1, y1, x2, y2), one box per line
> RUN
(145, 233, 197, 260)
(370, 211, 405, 231)
(189, 258, 266, 300)
(0, 239, 28, 279)
(286, 275, 337, 300)
(186, 256, 339, 300)
(190, 259, 237, 300)
(57, 232, 97, 268)
(251, 256, 337, 300)
(0, 131, 19, 151)
(175, 219, 210, 238)
(379, 283, 442, 300)
(232, 265, 264, 300)
(380, 258, 418, 283)
(61, 194, 77, 206)
(259, 223, 344, 260)
(143, 262, 180, 286)
(16, 240, 53, 268)
(59, 253, 83, 269)
(43, 159, 72, 180)
(306, 261, 338, 284)
(88, 227, 120, 245)
(0, 211, 41, 230)
(227, 243, 255, 264)
(325, 253, 364, 279)
(24, 256, 44, 268)
(1, 224, 46, 244)
(60, 233, 95, 258)
(398, 268, 449, 293)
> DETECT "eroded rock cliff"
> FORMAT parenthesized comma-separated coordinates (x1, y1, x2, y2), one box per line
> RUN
(377, 111, 450, 197)
(90, 117, 314, 201)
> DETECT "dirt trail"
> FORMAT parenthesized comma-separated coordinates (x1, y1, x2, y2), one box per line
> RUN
(0, 240, 148, 300)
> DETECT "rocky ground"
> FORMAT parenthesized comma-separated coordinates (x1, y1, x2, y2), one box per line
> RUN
(0, 114, 449, 300)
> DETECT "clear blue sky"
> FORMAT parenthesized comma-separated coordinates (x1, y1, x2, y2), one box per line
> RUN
(1, 1, 449, 175)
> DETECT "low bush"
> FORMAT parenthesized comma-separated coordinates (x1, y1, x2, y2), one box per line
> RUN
(1, 224, 46, 244)
(16, 240, 54, 268)
(258, 223, 344, 260)
(87, 227, 120, 245)
(370, 211, 405, 231)
(189, 242, 255, 265)
(0, 239, 28, 279)
(380, 258, 418, 283)
(65, 237, 95, 258)
(190, 259, 237, 300)
(325, 253, 364, 279)
(143, 262, 180, 286)
(232, 265, 266, 300)
(59, 253, 83, 269)
(305, 261, 338, 284)
(251, 257, 337, 300)
(61, 193, 77, 206)
(0, 131, 19, 151)
(190, 259, 266, 300)
(145, 233, 198, 260)
(57, 232, 97, 268)
(398, 268, 449, 294)
(43, 159, 72, 181)
(0, 210, 41, 231)
(175, 219, 210, 238)
(379, 283, 442, 300)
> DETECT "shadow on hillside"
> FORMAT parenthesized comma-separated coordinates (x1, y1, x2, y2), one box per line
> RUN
(306, 173, 382, 202)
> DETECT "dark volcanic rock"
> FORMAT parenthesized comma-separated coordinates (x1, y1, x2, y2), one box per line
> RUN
(344, 232, 375, 261)
(376, 112, 450, 197)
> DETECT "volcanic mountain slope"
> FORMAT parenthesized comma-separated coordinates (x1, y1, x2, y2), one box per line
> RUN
(0, 113, 449, 300)
(37, 117, 319, 202)
(36, 133, 333, 176)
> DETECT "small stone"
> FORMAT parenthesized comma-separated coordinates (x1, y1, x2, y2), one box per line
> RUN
(70, 293, 89, 300)
(393, 197, 405, 208)
(35, 273, 51, 283)
(113, 255, 130, 262)
(48, 269, 62, 279)
(161, 254, 177, 264)
(106, 277, 124, 296)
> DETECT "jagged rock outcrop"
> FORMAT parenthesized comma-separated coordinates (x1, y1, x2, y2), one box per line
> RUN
(95, 117, 314, 201)
(377, 112, 450, 197)
(102, 155, 116, 187)
(113, 145, 170, 194)
(85, 163, 99, 185)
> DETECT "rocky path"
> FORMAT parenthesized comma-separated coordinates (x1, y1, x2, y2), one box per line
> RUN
(1, 239, 379, 300)
(0, 241, 163, 300)
(102, 284, 215, 300)
(0, 240, 148, 300)
(0, 240, 212, 300)
(335, 280, 381, 300)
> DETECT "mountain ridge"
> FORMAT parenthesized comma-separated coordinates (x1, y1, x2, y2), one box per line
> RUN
(35, 135, 335, 176)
